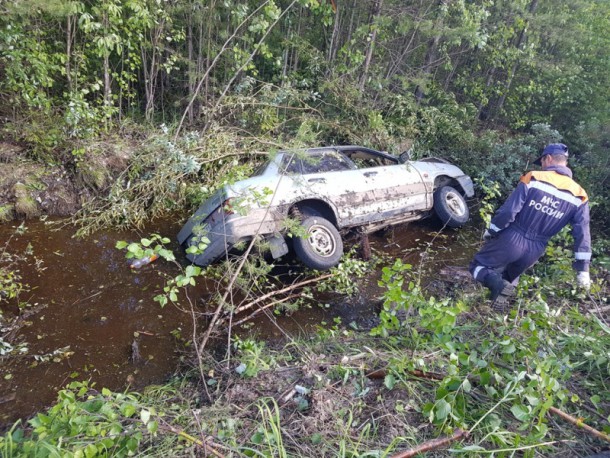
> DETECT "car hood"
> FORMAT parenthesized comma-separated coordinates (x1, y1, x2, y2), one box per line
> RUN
(411, 158, 467, 177)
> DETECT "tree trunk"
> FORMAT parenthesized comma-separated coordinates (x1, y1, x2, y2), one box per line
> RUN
(327, 0, 341, 63)
(359, 0, 383, 90)
(143, 20, 165, 121)
(414, 0, 451, 105)
(493, 0, 539, 118)
(187, 6, 194, 124)
(102, 12, 112, 110)
(385, 25, 419, 80)
(65, 15, 73, 91)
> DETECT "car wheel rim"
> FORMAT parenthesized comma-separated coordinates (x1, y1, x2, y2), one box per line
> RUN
(307, 224, 337, 258)
(445, 191, 466, 217)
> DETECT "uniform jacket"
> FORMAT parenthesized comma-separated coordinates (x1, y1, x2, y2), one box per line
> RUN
(488, 165, 591, 272)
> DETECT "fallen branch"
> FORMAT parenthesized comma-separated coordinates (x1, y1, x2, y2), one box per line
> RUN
(226, 293, 301, 327)
(366, 368, 444, 381)
(391, 429, 469, 458)
(548, 406, 610, 443)
(159, 421, 227, 457)
(589, 304, 610, 314)
(235, 273, 333, 316)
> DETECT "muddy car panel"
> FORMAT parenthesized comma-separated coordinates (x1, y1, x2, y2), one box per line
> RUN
(179, 146, 474, 266)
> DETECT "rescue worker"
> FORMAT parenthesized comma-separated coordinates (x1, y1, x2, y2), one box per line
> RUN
(470, 143, 591, 310)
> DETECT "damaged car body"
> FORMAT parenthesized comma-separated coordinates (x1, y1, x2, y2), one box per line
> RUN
(177, 146, 474, 270)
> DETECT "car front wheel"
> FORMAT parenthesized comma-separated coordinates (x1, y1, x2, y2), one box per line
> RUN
(293, 216, 343, 270)
(433, 185, 469, 228)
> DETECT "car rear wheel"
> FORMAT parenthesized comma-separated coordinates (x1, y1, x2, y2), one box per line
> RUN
(293, 216, 343, 270)
(433, 185, 469, 228)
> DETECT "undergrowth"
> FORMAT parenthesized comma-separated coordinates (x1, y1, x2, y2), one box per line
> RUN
(1, 245, 608, 457)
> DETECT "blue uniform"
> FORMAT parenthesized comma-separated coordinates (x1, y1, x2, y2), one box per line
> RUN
(470, 165, 591, 285)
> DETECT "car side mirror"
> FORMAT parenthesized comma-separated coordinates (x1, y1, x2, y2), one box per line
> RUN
(399, 149, 412, 163)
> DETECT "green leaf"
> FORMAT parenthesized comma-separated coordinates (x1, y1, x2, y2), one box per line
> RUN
(462, 378, 471, 393)
(126, 437, 139, 453)
(251, 431, 264, 444)
(158, 248, 175, 261)
(140, 238, 152, 247)
(593, 316, 610, 335)
(296, 396, 309, 411)
(384, 373, 396, 390)
(122, 403, 137, 417)
(154, 295, 168, 307)
(127, 243, 140, 253)
(147, 420, 158, 434)
(140, 409, 151, 425)
(185, 265, 201, 277)
(115, 240, 128, 249)
(511, 404, 530, 422)
(435, 399, 451, 421)
(84, 443, 98, 458)
(310, 433, 322, 445)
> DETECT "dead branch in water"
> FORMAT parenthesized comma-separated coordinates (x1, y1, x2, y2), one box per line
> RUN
(217, 273, 333, 327)
(227, 293, 301, 327)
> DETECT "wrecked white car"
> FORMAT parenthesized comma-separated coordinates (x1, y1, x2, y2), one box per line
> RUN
(178, 146, 474, 270)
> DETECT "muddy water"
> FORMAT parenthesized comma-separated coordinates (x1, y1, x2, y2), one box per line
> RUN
(0, 218, 479, 428)
(0, 218, 190, 428)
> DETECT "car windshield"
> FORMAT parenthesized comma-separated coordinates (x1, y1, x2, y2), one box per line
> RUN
(251, 160, 270, 176)
(301, 151, 355, 174)
(341, 149, 397, 168)
(280, 150, 357, 175)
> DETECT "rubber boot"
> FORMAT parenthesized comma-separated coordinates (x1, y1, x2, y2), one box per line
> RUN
(482, 272, 505, 301)
(492, 281, 516, 313)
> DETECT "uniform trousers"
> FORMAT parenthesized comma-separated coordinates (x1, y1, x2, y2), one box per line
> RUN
(469, 228, 547, 286)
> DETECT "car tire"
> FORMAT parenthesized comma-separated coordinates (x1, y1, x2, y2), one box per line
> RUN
(293, 216, 343, 270)
(433, 186, 469, 228)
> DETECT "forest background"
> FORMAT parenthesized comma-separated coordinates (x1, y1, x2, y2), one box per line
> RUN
(1, 0, 609, 456)
(1, 0, 608, 229)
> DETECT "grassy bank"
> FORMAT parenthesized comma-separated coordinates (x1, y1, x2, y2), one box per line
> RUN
(2, 246, 608, 457)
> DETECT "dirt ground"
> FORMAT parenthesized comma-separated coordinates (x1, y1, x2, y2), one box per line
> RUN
(0, 142, 130, 221)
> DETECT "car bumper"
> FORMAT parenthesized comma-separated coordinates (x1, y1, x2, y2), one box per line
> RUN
(183, 209, 281, 266)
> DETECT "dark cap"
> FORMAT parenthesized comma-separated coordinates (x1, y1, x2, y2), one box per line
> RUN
(534, 143, 569, 166)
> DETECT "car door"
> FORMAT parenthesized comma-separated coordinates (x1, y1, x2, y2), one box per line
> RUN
(275, 149, 387, 227)
(339, 148, 430, 220)
(367, 161, 429, 214)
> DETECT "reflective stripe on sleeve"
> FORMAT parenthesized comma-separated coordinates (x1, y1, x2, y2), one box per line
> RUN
(526, 181, 584, 207)
(574, 252, 591, 261)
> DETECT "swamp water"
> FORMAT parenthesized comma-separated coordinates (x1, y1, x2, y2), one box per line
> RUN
(0, 218, 478, 428)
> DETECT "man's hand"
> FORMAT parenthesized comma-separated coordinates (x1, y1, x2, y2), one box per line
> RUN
(576, 271, 591, 289)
